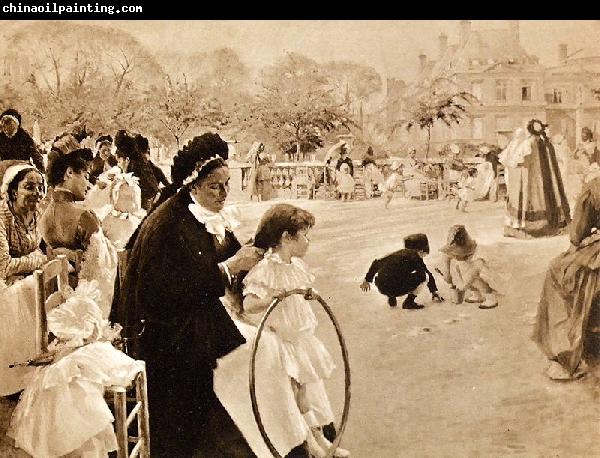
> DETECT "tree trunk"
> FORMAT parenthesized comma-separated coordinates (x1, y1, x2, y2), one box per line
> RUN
(425, 127, 431, 160)
(175, 135, 180, 149)
(296, 141, 300, 162)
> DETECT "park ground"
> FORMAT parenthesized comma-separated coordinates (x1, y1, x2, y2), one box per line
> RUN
(3, 195, 600, 457)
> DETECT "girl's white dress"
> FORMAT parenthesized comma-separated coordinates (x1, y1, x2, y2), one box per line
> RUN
(447, 254, 505, 295)
(336, 164, 355, 194)
(457, 176, 475, 202)
(214, 251, 336, 458)
(383, 172, 401, 193)
(7, 281, 143, 458)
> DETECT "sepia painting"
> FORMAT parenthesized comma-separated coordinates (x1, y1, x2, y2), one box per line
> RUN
(1, 18, 600, 457)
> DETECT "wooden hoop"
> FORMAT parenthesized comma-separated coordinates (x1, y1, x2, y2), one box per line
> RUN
(249, 288, 351, 458)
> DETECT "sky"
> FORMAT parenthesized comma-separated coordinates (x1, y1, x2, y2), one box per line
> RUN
(3, 20, 600, 82)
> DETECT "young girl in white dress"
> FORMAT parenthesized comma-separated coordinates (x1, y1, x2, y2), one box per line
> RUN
(336, 162, 355, 201)
(382, 161, 402, 208)
(214, 203, 349, 458)
(456, 168, 476, 212)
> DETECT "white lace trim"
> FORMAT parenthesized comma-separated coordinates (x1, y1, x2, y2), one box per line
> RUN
(243, 249, 315, 295)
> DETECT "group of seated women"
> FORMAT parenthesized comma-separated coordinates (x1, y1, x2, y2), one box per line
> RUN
(0, 129, 154, 314)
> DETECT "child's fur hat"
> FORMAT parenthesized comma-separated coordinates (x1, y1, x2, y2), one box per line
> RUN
(404, 233, 429, 254)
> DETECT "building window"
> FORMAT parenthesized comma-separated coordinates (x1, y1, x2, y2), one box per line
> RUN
(522, 84, 532, 101)
(495, 80, 508, 101)
(472, 118, 484, 139)
(471, 81, 483, 101)
(552, 88, 562, 103)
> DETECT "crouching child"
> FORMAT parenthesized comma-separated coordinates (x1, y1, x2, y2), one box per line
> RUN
(360, 233, 444, 309)
(438, 225, 499, 309)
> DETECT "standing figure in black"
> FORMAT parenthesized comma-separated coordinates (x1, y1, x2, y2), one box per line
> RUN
(360, 233, 444, 309)
(0, 109, 45, 172)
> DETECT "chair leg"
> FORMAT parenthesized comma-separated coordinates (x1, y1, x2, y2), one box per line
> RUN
(136, 366, 151, 458)
(113, 387, 128, 458)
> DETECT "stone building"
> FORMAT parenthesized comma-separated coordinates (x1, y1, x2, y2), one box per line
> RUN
(543, 45, 600, 149)
(395, 20, 547, 151)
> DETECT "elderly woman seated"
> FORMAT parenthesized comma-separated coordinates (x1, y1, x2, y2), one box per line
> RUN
(0, 160, 47, 286)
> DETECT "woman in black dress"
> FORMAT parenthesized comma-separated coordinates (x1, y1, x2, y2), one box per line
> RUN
(114, 133, 264, 457)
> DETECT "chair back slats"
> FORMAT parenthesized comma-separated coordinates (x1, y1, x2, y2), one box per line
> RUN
(41, 257, 69, 287)
(33, 270, 48, 353)
(33, 254, 69, 354)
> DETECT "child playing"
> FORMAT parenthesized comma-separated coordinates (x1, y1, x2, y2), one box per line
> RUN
(336, 162, 355, 201)
(437, 225, 499, 309)
(456, 168, 477, 212)
(360, 233, 444, 309)
(382, 161, 402, 208)
(215, 204, 349, 458)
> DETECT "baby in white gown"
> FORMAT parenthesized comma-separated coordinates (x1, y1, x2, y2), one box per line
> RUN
(8, 280, 143, 458)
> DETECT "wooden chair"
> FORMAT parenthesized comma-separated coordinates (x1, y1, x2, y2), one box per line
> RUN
(106, 364, 151, 458)
(419, 181, 438, 201)
(35, 254, 150, 458)
(45, 245, 84, 289)
(33, 255, 70, 353)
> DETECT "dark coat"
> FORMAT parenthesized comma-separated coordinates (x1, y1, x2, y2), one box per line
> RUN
(147, 159, 170, 187)
(482, 150, 501, 177)
(0, 128, 45, 172)
(128, 159, 159, 210)
(335, 156, 354, 176)
(89, 154, 117, 184)
(113, 189, 254, 457)
(365, 248, 438, 298)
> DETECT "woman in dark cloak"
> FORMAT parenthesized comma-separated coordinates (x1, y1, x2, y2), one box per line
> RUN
(112, 133, 265, 457)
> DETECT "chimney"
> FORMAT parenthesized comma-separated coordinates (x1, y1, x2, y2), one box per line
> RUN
(418, 53, 427, 72)
(558, 43, 568, 63)
(438, 33, 448, 59)
(459, 20, 471, 47)
(508, 20, 520, 44)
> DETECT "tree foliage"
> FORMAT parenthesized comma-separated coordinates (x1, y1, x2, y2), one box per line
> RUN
(394, 77, 476, 158)
(255, 53, 355, 156)
(1, 24, 382, 158)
